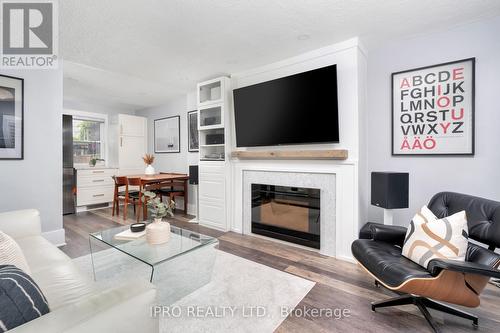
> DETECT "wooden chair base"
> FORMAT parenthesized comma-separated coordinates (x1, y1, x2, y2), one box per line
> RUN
(358, 261, 487, 307)
(372, 294, 478, 333)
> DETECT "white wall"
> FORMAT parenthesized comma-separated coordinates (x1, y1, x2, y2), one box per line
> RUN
(0, 67, 64, 244)
(366, 16, 500, 226)
(137, 93, 198, 214)
(63, 99, 136, 116)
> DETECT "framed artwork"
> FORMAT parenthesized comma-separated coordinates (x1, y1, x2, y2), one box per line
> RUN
(154, 115, 180, 153)
(188, 110, 199, 152)
(392, 58, 475, 156)
(0, 75, 23, 160)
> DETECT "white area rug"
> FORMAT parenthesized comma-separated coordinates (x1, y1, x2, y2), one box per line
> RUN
(73, 249, 315, 333)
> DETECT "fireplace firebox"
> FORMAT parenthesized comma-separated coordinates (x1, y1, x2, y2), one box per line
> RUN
(251, 184, 320, 249)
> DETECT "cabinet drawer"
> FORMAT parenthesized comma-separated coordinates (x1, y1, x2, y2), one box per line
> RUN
(77, 175, 115, 188)
(77, 169, 117, 177)
(77, 186, 114, 206)
(199, 198, 226, 230)
(199, 163, 224, 174)
(199, 173, 225, 200)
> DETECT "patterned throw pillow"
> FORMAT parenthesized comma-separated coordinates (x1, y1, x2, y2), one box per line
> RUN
(0, 265, 49, 332)
(0, 231, 30, 274)
(402, 206, 469, 269)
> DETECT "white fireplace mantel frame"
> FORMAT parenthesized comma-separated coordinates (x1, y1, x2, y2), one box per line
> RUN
(231, 160, 359, 261)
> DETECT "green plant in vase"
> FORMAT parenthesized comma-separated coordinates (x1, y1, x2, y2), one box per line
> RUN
(141, 191, 175, 222)
(142, 191, 176, 244)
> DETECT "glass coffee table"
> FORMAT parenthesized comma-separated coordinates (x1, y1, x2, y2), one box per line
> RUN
(89, 224, 218, 304)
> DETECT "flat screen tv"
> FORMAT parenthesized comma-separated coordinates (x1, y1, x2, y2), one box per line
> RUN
(233, 64, 339, 147)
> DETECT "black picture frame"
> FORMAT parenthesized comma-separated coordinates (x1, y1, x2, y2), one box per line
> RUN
(391, 58, 475, 156)
(0, 74, 24, 160)
(154, 115, 180, 153)
(187, 110, 199, 152)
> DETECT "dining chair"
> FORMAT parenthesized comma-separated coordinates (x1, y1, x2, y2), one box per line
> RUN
(112, 176, 138, 220)
(127, 177, 144, 222)
(157, 172, 187, 213)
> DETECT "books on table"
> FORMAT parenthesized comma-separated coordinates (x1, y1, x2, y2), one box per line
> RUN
(114, 229, 146, 240)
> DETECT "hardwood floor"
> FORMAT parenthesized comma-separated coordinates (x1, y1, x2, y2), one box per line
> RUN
(61, 207, 500, 332)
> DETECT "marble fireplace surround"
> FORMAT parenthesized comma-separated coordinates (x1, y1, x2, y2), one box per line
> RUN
(243, 169, 336, 256)
(231, 161, 358, 260)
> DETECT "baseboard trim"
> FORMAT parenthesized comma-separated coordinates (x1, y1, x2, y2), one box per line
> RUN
(42, 228, 66, 247)
(335, 254, 356, 263)
(187, 203, 196, 216)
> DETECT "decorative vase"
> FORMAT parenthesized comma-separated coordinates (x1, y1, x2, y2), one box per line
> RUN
(145, 164, 155, 175)
(146, 218, 170, 245)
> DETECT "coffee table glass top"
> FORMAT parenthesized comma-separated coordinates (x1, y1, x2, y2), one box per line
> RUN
(90, 224, 218, 267)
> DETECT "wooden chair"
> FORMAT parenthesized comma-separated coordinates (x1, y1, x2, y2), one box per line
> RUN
(127, 177, 144, 222)
(157, 173, 187, 213)
(112, 176, 137, 220)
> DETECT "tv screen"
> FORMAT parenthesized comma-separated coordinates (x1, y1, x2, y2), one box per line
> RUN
(233, 64, 339, 147)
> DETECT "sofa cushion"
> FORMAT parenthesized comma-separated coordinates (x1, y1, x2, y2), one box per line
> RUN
(402, 207, 468, 269)
(0, 231, 30, 274)
(14, 236, 95, 310)
(0, 265, 49, 332)
(30, 262, 95, 310)
(8, 280, 158, 333)
(15, 236, 72, 273)
(352, 239, 432, 288)
(0, 209, 42, 240)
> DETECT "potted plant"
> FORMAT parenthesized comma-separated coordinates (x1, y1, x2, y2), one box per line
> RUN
(89, 156, 105, 167)
(142, 191, 175, 222)
(142, 191, 175, 244)
(143, 154, 155, 175)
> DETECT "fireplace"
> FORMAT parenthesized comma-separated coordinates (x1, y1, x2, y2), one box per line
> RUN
(251, 184, 320, 249)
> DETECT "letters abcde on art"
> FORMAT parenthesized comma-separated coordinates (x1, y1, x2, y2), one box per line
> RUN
(392, 58, 475, 156)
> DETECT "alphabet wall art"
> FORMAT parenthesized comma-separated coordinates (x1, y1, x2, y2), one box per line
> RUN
(392, 58, 475, 155)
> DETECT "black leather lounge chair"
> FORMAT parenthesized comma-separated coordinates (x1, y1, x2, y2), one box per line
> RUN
(352, 192, 500, 332)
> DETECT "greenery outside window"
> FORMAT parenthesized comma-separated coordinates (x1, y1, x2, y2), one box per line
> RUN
(73, 118, 105, 165)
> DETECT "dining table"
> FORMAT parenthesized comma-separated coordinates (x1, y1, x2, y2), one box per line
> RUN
(124, 173, 189, 220)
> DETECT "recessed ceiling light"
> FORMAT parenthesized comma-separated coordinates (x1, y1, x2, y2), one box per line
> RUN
(297, 34, 310, 41)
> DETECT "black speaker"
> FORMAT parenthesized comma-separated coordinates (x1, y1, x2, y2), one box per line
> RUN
(371, 172, 409, 209)
(206, 134, 224, 145)
(189, 165, 199, 185)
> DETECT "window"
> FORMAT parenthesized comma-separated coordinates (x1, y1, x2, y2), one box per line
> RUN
(73, 118, 105, 165)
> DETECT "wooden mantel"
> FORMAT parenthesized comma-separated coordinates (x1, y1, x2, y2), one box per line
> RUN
(230, 149, 348, 160)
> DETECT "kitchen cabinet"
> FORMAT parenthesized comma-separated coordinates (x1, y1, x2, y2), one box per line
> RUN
(109, 114, 148, 175)
(76, 168, 118, 207)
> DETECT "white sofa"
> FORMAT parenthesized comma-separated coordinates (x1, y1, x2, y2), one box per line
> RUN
(0, 209, 158, 333)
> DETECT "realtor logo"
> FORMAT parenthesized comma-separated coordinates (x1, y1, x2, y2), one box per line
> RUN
(1, 0, 58, 68)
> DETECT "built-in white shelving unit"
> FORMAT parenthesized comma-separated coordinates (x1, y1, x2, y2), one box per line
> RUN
(196, 76, 231, 231)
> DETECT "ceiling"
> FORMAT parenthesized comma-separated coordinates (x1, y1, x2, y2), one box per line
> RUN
(61, 0, 500, 110)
